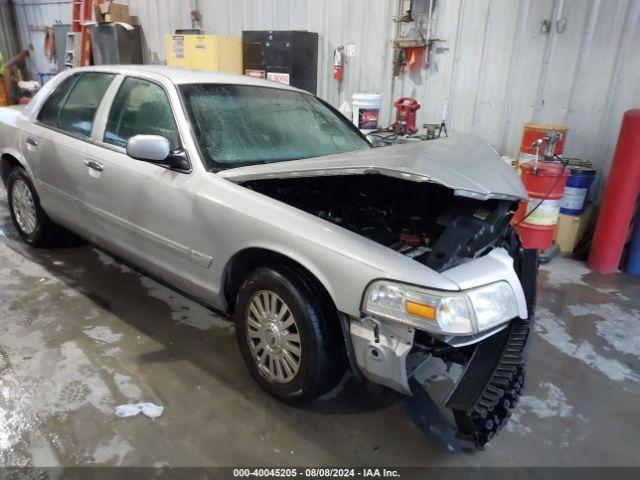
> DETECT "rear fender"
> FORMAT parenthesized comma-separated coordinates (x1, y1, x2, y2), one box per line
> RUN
(1, 147, 34, 186)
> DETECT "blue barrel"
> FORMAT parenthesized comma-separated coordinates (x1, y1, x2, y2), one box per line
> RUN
(560, 166, 596, 215)
(627, 220, 640, 276)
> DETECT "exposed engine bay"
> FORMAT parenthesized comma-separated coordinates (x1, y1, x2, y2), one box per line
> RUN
(243, 175, 519, 272)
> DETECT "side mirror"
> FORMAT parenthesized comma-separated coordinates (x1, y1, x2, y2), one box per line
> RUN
(126, 134, 171, 162)
(126, 135, 190, 170)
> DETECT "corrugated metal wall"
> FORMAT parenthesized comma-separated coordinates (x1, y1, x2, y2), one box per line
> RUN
(6, 0, 640, 179)
(126, 0, 398, 121)
(10, 0, 71, 74)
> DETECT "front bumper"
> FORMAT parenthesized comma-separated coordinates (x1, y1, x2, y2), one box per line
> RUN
(350, 315, 415, 394)
(351, 248, 530, 396)
(348, 246, 538, 449)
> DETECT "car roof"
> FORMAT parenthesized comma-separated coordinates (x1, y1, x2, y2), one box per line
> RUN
(70, 65, 308, 93)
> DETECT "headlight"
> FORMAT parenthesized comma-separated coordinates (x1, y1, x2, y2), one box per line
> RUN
(466, 281, 519, 331)
(363, 280, 518, 335)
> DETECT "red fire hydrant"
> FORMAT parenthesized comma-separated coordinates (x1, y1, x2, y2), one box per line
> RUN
(393, 97, 420, 135)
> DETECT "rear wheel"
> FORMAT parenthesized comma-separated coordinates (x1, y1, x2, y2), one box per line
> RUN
(235, 267, 345, 402)
(7, 166, 60, 247)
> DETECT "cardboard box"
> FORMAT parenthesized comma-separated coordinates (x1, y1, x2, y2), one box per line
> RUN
(554, 204, 595, 253)
(94, 2, 130, 24)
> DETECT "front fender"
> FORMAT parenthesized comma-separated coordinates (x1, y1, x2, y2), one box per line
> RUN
(193, 174, 461, 317)
(221, 239, 383, 317)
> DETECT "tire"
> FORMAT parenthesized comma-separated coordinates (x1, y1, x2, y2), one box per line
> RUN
(235, 267, 345, 402)
(6, 166, 60, 247)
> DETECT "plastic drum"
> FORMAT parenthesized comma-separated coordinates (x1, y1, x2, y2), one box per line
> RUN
(560, 166, 596, 215)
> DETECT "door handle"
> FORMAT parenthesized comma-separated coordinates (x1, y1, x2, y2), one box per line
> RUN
(26, 137, 39, 148)
(84, 159, 104, 172)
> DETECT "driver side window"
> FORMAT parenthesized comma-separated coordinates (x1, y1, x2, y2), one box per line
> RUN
(104, 77, 180, 150)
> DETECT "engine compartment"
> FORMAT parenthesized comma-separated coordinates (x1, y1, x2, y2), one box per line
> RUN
(243, 175, 518, 272)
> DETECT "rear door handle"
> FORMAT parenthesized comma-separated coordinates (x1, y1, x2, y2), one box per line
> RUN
(26, 137, 39, 148)
(84, 159, 104, 172)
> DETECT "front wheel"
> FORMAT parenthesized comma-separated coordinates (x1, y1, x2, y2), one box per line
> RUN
(235, 267, 345, 402)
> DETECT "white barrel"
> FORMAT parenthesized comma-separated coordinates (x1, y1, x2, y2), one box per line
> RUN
(352, 93, 382, 133)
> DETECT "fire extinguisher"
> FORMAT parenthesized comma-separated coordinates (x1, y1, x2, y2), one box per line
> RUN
(333, 47, 344, 82)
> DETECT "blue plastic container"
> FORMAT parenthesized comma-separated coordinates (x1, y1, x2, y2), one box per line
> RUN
(627, 220, 640, 276)
(560, 166, 596, 215)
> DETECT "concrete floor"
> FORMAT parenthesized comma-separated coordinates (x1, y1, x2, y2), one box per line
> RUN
(0, 185, 639, 468)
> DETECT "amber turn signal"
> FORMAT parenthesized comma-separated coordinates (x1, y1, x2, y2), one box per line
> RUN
(405, 300, 437, 321)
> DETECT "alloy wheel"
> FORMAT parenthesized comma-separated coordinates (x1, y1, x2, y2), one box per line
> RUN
(246, 290, 302, 384)
(11, 179, 37, 235)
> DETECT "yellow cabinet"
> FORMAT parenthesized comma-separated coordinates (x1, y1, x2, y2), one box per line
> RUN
(165, 34, 242, 73)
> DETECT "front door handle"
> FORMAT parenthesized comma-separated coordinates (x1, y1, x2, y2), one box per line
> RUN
(84, 159, 104, 172)
(26, 137, 39, 148)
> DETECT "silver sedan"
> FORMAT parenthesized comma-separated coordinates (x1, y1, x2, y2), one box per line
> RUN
(0, 66, 533, 448)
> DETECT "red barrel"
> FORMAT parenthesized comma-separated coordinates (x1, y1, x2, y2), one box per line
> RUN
(588, 109, 640, 273)
(514, 162, 570, 251)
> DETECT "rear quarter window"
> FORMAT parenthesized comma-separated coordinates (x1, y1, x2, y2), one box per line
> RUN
(56, 73, 115, 137)
(37, 75, 78, 127)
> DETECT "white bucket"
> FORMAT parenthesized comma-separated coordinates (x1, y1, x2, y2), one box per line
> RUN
(352, 93, 382, 133)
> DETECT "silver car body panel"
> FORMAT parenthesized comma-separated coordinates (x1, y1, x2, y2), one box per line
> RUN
(1, 66, 529, 395)
(219, 134, 527, 201)
(350, 316, 415, 394)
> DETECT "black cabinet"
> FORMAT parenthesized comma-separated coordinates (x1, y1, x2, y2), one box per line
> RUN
(242, 31, 318, 94)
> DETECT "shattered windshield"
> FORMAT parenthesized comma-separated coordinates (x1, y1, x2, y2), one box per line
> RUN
(179, 84, 370, 170)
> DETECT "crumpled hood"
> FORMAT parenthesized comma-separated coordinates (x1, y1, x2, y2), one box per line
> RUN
(218, 134, 527, 200)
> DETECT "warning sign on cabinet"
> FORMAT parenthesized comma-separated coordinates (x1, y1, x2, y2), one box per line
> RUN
(266, 72, 290, 85)
(172, 36, 184, 59)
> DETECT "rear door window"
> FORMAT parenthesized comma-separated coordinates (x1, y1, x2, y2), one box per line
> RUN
(56, 72, 115, 137)
(37, 74, 78, 127)
(104, 77, 180, 149)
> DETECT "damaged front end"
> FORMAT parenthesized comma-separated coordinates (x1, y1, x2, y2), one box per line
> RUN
(350, 238, 537, 450)
(443, 238, 538, 448)
(226, 132, 537, 449)
(240, 171, 537, 449)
